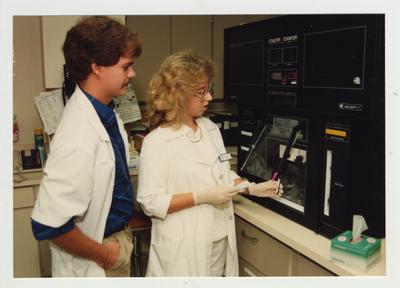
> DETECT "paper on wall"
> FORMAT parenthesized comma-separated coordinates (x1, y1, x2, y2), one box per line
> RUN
(114, 83, 142, 124)
(34, 84, 141, 135)
(34, 89, 64, 135)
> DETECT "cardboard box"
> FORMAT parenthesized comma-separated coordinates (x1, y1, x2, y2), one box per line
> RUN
(330, 230, 381, 272)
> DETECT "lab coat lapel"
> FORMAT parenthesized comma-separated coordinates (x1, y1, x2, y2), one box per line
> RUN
(75, 87, 111, 143)
(172, 132, 216, 165)
(159, 119, 225, 165)
(198, 118, 227, 156)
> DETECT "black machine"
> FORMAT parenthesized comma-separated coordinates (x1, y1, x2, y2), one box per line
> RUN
(224, 14, 385, 238)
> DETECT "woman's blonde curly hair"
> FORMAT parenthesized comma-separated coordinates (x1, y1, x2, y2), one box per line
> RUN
(146, 50, 214, 130)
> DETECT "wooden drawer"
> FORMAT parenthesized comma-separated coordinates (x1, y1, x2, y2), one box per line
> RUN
(14, 186, 36, 209)
(235, 215, 291, 276)
(290, 250, 335, 276)
(239, 256, 265, 276)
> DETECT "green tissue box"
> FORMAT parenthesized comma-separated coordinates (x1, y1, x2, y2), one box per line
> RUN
(330, 230, 381, 272)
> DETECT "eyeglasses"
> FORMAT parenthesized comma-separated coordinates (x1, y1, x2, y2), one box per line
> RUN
(193, 82, 215, 100)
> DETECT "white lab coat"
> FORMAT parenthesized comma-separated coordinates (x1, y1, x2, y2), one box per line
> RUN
(137, 117, 239, 277)
(31, 87, 130, 277)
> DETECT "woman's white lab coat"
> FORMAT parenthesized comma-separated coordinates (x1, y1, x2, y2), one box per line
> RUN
(137, 117, 239, 276)
(31, 87, 129, 277)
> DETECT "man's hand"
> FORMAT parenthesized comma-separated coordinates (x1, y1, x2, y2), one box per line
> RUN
(100, 241, 121, 270)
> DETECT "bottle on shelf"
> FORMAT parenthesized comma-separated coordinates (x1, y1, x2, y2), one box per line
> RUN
(34, 128, 46, 167)
(13, 114, 19, 142)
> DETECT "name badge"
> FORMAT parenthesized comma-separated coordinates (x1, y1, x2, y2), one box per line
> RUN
(218, 153, 232, 162)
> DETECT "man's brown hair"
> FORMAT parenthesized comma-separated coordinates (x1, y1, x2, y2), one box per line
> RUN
(63, 16, 142, 83)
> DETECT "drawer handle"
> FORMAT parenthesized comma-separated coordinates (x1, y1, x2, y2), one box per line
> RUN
(241, 230, 259, 243)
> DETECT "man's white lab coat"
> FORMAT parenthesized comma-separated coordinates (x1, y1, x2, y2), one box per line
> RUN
(31, 87, 129, 277)
(137, 117, 239, 276)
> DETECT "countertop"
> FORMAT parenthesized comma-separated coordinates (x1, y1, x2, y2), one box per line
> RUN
(13, 170, 43, 188)
(13, 169, 139, 188)
(13, 168, 386, 276)
(233, 195, 386, 276)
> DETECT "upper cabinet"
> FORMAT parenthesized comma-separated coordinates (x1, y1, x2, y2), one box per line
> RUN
(41, 16, 125, 89)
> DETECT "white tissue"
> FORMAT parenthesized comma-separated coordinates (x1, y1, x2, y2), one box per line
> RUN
(352, 215, 368, 243)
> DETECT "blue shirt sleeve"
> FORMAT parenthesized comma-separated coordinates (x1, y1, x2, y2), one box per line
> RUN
(31, 218, 75, 241)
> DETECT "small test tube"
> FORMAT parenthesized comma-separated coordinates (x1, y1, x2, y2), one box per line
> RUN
(275, 178, 281, 195)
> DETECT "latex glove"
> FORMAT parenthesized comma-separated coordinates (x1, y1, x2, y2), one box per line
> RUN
(248, 180, 283, 197)
(193, 185, 240, 205)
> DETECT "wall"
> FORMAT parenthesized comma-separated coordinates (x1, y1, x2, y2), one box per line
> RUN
(125, 16, 171, 103)
(13, 16, 45, 146)
(41, 16, 126, 88)
(13, 15, 276, 146)
(127, 15, 275, 102)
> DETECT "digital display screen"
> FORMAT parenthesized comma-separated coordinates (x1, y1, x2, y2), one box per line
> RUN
(283, 47, 297, 63)
(269, 48, 282, 63)
(271, 72, 282, 80)
(303, 26, 366, 89)
(268, 70, 297, 86)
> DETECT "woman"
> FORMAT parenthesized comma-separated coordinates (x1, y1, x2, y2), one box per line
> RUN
(137, 50, 282, 277)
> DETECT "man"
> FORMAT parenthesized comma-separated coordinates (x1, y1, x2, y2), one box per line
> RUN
(31, 16, 142, 277)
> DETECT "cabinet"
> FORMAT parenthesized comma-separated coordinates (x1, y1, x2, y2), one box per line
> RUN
(238, 256, 264, 276)
(13, 185, 41, 277)
(290, 250, 334, 276)
(235, 215, 335, 276)
(236, 215, 291, 276)
(41, 16, 125, 88)
(14, 182, 51, 277)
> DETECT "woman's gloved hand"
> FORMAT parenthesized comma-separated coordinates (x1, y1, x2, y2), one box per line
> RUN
(193, 185, 240, 205)
(248, 180, 283, 197)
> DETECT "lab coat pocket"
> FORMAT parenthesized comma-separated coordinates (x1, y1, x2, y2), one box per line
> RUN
(50, 247, 74, 277)
(52, 245, 103, 277)
(150, 241, 188, 276)
(70, 256, 91, 277)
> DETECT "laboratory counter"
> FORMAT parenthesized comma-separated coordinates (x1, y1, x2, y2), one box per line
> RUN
(233, 195, 386, 276)
(13, 169, 385, 277)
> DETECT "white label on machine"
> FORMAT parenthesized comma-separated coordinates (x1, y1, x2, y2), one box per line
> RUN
(240, 146, 250, 151)
(324, 149, 332, 216)
(223, 121, 230, 129)
(240, 130, 253, 137)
